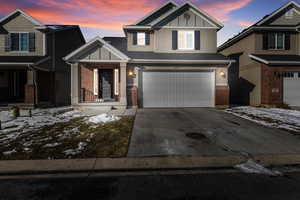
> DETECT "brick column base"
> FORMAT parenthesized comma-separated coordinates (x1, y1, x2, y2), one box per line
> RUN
(215, 86, 229, 107)
(25, 84, 35, 104)
(127, 86, 138, 108)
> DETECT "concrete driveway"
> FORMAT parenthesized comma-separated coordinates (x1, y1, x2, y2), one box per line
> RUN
(128, 108, 300, 157)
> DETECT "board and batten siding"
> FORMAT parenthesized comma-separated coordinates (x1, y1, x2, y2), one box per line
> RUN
(78, 45, 121, 61)
(164, 10, 215, 28)
(0, 14, 44, 56)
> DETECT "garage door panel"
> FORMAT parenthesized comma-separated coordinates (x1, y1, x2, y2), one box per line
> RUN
(284, 75, 300, 106)
(143, 71, 214, 108)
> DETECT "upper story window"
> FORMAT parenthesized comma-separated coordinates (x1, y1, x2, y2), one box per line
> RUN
(178, 31, 194, 50)
(137, 32, 146, 46)
(11, 33, 29, 52)
(268, 32, 285, 50)
(285, 9, 294, 19)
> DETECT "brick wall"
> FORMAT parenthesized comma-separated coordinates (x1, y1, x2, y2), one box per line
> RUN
(215, 86, 229, 106)
(80, 64, 96, 102)
(261, 64, 300, 105)
(25, 84, 35, 104)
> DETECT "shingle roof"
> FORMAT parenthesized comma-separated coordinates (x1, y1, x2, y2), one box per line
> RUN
(103, 37, 229, 61)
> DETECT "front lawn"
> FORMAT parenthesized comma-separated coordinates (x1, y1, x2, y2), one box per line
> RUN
(0, 109, 135, 160)
(226, 106, 300, 134)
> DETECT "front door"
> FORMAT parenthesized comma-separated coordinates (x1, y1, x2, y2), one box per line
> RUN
(101, 69, 113, 101)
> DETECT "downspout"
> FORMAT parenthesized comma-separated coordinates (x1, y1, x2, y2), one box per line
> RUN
(52, 31, 56, 105)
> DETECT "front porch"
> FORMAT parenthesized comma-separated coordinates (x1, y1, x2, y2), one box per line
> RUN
(71, 62, 127, 109)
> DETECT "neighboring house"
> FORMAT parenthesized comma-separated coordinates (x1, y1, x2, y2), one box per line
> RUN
(219, 1, 300, 107)
(0, 9, 85, 108)
(64, 1, 233, 109)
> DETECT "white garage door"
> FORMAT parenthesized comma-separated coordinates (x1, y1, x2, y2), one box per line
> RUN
(142, 71, 215, 108)
(284, 72, 300, 106)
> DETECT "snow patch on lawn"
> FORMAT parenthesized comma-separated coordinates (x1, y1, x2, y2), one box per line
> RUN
(43, 143, 60, 148)
(3, 149, 17, 155)
(88, 113, 120, 124)
(226, 106, 300, 133)
(0, 109, 85, 146)
(63, 142, 87, 156)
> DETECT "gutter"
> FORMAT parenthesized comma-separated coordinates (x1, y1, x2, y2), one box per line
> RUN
(130, 59, 236, 64)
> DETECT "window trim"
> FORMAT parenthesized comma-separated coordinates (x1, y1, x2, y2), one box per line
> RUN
(178, 30, 195, 50)
(268, 32, 285, 50)
(137, 32, 146, 46)
(10, 32, 30, 53)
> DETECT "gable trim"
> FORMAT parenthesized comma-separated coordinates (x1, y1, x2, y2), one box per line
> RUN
(257, 1, 300, 26)
(64, 36, 130, 62)
(152, 2, 223, 29)
(133, 1, 179, 25)
(0, 9, 44, 26)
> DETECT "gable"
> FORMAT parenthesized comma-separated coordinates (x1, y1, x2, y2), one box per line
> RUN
(258, 2, 300, 26)
(78, 42, 121, 61)
(152, 3, 222, 29)
(164, 10, 214, 27)
(270, 7, 300, 26)
(64, 37, 129, 62)
(2, 14, 37, 31)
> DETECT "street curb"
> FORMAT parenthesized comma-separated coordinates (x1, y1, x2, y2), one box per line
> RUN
(0, 156, 245, 176)
(0, 154, 300, 177)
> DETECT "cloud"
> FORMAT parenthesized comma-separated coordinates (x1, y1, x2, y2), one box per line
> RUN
(235, 20, 253, 27)
(0, 0, 253, 37)
(197, 0, 253, 22)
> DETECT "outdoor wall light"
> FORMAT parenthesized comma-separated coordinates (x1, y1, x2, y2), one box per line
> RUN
(128, 71, 136, 78)
(219, 71, 226, 78)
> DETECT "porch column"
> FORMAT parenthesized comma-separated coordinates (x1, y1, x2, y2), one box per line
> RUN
(71, 63, 80, 105)
(25, 70, 35, 104)
(120, 62, 127, 105)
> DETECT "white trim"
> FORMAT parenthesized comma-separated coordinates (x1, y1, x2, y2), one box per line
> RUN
(64, 36, 130, 61)
(257, 1, 300, 26)
(43, 33, 46, 56)
(131, 59, 234, 64)
(93, 69, 98, 95)
(123, 25, 152, 30)
(0, 62, 33, 65)
(133, 1, 179, 25)
(267, 32, 285, 50)
(78, 60, 128, 63)
(189, 8, 217, 28)
(160, 26, 218, 29)
(249, 54, 269, 64)
(0, 9, 44, 26)
(114, 69, 119, 95)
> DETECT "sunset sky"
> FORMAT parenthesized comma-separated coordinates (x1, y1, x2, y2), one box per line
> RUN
(0, 0, 298, 46)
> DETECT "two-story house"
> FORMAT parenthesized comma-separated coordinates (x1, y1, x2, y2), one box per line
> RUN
(0, 9, 85, 108)
(64, 1, 233, 109)
(219, 1, 300, 107)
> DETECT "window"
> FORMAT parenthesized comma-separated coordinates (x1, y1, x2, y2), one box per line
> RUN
(10, 33, 29, 52)
(178, 31, 194, 50)
(137, 32, 146, 46)
(268, 33, 285, 50)
(285, 9, 294, 19)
